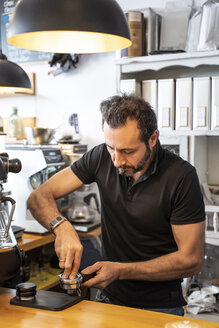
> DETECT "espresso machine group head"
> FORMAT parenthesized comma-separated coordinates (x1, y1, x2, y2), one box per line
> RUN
(0, 153, 22, 283)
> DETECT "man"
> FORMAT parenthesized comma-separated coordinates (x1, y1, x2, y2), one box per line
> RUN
(27, 94, 205, 316)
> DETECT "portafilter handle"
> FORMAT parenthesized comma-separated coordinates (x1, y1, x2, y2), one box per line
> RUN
(0, 196, 16, 239)
(80, 272, 96, 282)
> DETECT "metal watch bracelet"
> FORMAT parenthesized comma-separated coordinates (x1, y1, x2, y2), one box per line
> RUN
(49, 216, 67, 233)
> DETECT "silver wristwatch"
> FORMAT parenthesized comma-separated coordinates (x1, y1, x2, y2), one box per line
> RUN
(49, 216, 67, 232)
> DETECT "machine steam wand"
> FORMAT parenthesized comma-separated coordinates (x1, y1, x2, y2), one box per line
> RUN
(1, 196, 16, 239)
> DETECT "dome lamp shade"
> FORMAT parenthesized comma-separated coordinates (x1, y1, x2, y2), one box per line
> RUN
(7, 0, 132, 54)
(0, 53, 31, 93)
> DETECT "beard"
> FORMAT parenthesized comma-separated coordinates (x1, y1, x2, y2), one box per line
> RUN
(118, 145, 152, 177)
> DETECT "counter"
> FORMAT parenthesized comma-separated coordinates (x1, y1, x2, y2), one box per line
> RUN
(1, 288, 219, 328)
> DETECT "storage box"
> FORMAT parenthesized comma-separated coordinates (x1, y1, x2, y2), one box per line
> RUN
(142, 80, 157, 114)
(211, 76, 219, 130)
(193, 77, 210, 130)
(157, 79, 175, 131)
(175, 78, 193, 130)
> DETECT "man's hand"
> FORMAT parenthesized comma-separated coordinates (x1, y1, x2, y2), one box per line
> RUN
(81, 261, 121, 289)
(54, 220, 83, 279)
(81, 222, 205, 286)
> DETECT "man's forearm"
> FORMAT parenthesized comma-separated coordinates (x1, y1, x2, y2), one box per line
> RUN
(117, 250, 202, 281)
(81, 250, 203, 290)
(27, 187, 62, 230)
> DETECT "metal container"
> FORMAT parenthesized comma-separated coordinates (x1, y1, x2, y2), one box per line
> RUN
(23, 127, 55, 144)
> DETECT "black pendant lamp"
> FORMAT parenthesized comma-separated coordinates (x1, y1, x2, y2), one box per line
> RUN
(0, 52, 31, 93)
(7, 0, 132, 54)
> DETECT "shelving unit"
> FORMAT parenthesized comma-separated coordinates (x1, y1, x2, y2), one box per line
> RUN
(116, 50, 219, 73)
(115, 50, 219, 246)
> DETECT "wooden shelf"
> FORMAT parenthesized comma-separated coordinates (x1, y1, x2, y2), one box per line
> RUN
(18, 233, 55, 252)
(18, 227, 101, 252)
(27, 263, 61, 290)
(116, 50, 219, 73)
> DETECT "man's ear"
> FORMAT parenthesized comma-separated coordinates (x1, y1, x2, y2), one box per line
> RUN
(149, 130, 158, 148)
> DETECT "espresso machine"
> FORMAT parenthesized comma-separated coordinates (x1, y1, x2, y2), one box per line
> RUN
(0, 153, 22, 283)
(5, 145, 68, 234)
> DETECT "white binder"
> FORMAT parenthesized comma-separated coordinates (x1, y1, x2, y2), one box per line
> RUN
(211, 76, 219, 131)
(175, 78, 193, 130)
(142, 80, 157, 114)
(193, 77, 210, 130)
(157, 79, 175, 131)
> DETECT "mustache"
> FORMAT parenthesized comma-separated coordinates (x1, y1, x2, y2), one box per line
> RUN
(118, 165, 135, 170)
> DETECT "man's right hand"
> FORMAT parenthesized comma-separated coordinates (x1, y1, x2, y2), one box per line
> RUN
(53, 220, 83, 279)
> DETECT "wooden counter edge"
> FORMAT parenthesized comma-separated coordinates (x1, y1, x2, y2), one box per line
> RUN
(18, 226, 101, 251)
(0, 288, 219, 328)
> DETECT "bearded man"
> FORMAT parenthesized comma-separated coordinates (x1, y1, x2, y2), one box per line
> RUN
(27, 94, 205, 316)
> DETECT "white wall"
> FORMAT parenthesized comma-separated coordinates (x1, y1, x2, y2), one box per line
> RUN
(0, 53, 116, 149)
(0, 0, 207, 150)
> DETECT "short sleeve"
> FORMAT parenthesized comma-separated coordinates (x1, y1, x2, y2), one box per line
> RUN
(71, 145, 103, 184)
(170, 167, 205, 225)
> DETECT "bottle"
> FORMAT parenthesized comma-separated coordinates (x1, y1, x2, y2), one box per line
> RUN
(9, 107, 22, 139)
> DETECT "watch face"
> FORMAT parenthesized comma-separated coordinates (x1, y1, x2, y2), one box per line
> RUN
(50, 217, 65, 230)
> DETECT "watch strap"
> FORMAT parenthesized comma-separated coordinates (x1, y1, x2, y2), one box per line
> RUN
(49, 216, 67, 232)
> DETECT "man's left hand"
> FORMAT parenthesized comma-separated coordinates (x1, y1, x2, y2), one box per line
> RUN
(81, 261, 121, 289)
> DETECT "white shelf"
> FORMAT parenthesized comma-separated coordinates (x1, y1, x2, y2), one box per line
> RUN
(116, 50, 219, 73)
(159, 130, 219, 137)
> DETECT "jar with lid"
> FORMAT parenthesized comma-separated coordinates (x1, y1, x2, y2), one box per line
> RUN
(9, 107, 22, 139)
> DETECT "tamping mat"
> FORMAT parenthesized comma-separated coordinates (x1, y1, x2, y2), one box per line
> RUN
(10, 289, 84, 311)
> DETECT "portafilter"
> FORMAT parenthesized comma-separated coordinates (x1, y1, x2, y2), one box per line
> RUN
(59, 272, 96, 296)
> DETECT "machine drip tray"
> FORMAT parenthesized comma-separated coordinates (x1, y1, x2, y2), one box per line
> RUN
(72, 220, 100, 232)
(10, 289, 84, 311)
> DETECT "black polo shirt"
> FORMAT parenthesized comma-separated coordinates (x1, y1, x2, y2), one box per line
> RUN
(71, 141, 205, 309)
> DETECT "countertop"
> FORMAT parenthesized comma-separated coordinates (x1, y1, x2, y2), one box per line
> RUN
(1, 288, 219, 328)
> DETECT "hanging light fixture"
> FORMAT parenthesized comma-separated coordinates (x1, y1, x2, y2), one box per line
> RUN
(0, 52, 31, 94)
(7, 0, 132, 54)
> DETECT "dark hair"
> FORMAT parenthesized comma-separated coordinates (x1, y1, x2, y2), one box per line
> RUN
(100, 94, 157, 144)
